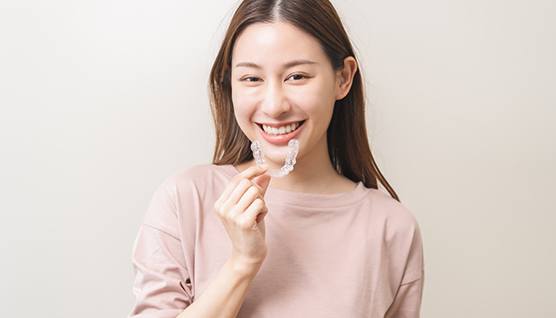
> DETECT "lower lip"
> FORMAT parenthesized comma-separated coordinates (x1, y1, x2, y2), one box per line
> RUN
(257, 121, 305, 146)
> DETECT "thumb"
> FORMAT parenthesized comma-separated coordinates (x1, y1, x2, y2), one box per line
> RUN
(252, 172, 272, 196)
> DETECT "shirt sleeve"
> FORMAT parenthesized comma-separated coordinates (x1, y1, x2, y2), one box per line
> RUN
(385, 221, 425, 318)
(128, 178, 194, 318)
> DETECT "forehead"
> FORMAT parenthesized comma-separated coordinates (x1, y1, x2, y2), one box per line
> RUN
(232, 21, 326, 67)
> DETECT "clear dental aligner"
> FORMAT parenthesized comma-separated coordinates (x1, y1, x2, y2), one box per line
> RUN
(250, 139, 299, 178)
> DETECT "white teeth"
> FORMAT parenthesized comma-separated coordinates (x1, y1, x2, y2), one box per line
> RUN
(262, 122, 301, 135)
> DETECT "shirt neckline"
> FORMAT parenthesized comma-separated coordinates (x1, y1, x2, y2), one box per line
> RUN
(218, 164, 370, 208)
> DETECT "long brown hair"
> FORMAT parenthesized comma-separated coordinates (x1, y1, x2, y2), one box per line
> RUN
(208, 0, 400, 202)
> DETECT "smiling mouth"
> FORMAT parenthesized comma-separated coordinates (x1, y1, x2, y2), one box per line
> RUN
(256, 120, 306, 135)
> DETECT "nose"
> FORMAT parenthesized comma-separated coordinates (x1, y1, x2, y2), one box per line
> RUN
(260, 81, 291, 118)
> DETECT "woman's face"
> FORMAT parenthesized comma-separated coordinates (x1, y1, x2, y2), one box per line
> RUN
(230, 21, 343, 166)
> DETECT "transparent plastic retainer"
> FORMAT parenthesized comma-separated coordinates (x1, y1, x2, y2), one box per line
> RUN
(250, 139, 299, 178)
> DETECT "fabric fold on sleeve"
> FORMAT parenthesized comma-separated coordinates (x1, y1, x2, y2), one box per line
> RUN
(384, 276, 424, 318)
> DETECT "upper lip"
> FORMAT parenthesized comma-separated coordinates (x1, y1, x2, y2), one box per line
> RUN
(256, 120, 305, 128)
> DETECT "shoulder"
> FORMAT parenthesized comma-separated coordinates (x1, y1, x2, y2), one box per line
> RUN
(140, 164, 218, 234)
(144, 163, 228, 225)
(158, 163, 223, 186)
(366, 189, 425, 284)
(365, 188, 421, 241)
(159, 163, 231, 199)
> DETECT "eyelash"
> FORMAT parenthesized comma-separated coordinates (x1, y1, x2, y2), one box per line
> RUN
(241, 74, 308, 82)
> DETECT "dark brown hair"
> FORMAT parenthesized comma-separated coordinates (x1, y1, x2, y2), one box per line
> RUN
(208, 0, 400, 202)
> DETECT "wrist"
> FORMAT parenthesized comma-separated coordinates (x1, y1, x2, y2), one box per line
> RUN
(228, 255, 264, 278)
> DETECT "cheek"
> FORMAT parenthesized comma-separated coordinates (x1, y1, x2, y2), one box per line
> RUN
(233, 108, 254, 135)
(231, 92, 259, 141)
(232, 88, 257, 114)
(288, 79, 334, 117)
(232, 76, 335, 118)
(232, 88, 257, 122)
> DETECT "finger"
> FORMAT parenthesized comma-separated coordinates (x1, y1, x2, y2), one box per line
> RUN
(219, 165, 268, 203)
(222, 178, 253, 213)
(255, 208, 267, 223)
(240, 164, 268, 180)
(252, 173, 271, 196)
(232, 185, 261, 217)
(237, 198, 267, 229)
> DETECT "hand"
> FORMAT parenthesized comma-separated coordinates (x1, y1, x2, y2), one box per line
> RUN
(214, 164, 272, 272)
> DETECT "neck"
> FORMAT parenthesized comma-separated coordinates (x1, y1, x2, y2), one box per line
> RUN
(269, 157, 337, 194)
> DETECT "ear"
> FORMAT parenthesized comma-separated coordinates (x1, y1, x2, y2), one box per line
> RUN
(335, 56, 358, 101)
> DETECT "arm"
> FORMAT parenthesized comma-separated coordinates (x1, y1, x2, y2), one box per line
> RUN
(129, 169, 268, 318)
(385, 216, 425, 318)
(176, 257, 262, 318)
(129, 224, 194, 318)
(384, 276, 424, 318)
(129, 223, 261, 318)
(178, 165, 272, 317)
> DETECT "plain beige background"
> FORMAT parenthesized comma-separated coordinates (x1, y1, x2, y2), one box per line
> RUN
(1, 0, 555, 317)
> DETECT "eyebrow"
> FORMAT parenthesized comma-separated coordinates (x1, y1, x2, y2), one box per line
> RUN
(234, 59, 318, 69)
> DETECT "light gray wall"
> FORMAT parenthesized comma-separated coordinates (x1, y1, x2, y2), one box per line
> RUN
(0, 0, 554, 317)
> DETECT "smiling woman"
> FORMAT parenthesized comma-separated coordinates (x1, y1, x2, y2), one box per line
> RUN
(211, 8, 398, 198)
(128, 1, 424, 317)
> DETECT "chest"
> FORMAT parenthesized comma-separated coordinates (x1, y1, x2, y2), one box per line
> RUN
(194, 208, 396, 317)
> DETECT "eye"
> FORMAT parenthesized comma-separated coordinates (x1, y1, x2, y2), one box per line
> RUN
(287, 74, 308, 81)
(241, 76, 261, 82)
(240, 74, 309, 83)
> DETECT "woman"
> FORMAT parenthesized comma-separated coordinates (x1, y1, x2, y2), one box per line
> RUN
(129, 1, 425, 317)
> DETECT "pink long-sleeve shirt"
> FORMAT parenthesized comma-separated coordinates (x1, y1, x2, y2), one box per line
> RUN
(128, 164, 425, 318)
